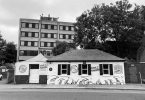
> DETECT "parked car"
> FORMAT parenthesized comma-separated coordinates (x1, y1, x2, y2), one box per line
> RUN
(0, 74, 3, 80)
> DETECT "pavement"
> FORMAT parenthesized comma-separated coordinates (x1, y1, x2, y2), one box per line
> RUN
(1, 79, 145, 90)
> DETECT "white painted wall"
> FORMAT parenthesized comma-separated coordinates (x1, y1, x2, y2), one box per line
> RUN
(15, 61, 125, 85)
(46, 62, 125, 85)
(15, 61, 47, 75)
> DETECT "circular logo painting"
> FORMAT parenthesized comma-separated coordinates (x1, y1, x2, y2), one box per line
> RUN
(19, 65, 27, 73)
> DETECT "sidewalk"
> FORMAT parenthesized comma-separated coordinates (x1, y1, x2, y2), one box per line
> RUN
(1, 83, 145, 91)
(1, 79, 145, 90)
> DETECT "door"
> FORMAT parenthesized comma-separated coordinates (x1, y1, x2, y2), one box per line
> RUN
(29, 64, 39, 83)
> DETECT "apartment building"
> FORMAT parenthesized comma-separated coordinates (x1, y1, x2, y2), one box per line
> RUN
(17, 16, 75, 61)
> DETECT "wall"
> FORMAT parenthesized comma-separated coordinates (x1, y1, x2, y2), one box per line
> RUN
(46, 62, 125, 85)
(15, 61, 48, 84)
(124, 62, 145, 83)
(15, 61, 125, 85)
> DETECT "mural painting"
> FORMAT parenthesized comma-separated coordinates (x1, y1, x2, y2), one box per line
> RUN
(47, 64, 125, 85)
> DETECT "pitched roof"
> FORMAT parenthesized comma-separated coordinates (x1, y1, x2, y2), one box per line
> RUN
(25, 53, 48, 62)
(47, 49, 125, 62)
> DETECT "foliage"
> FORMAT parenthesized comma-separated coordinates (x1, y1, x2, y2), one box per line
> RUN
(52, 41, 75, 56)
(0, 34, 17, 65)
(74, 0, 145, 60)
(5, 42, 17, 63)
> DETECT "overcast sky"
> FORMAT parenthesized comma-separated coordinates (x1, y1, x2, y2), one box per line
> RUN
(0, 0, 145, 45)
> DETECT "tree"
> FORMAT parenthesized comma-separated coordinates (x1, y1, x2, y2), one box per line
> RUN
(52, 41, 75, 56)
(0, 34, 6, 65)
(74, 0, 145, 60)
(4, 42, 17, 63)
(0, 33, 17, 65)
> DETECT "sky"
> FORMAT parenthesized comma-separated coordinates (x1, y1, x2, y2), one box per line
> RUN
(0, 0, 145, 46)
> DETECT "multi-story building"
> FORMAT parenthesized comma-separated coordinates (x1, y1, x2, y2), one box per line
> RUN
(17, 16, 75, 61)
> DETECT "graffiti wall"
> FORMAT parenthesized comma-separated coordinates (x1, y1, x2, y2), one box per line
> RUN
(46, 62, 125, 85)
(15, 61, 125, 85)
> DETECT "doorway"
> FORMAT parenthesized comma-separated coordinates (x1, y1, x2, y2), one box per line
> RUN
(29, 64, 39, 83)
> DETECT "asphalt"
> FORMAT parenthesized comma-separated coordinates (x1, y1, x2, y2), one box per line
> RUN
(1, 79, 145, 91)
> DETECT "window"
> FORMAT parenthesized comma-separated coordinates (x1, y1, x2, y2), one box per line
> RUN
(44, 42, 47, 47)
(35, 33, 38, 37)
(51, 25, 54, 30)
(35, 24, 39, 28)
(66, 35, 69, 39)
(28, 41, 31, 46)
(63, 26, 66, 30)
(20, 41, 24, 46)
(47, 42, 50, 47)
(60, 26, 63, 30)
(29, 24, 32, 28)
(28, 32, 32, 37)
(24, 41, 28, 46)
(78, 64, 91, 75)
(41, 24, 45, 29)
(71, 26, 74, 31)
(41, 42, 44, 47)
(53, 43, 56, 47)
(59, 34, 63, 39)
(54, 34, 57, 39)
(51, 34, 54, 38)
(66, 26, 69, 31)
(34, 42, 38, 46)
(21, 32, 25, 37)
(68, 26, 71, 31)
(40, 50, 51, 56)
(20, 50, 38, 56)
(21, 23, 26, 28)
(32, 23, 39, 28)
(31, 41, 34, 46)
(48, 34, 51, 38)
(48, 25, 51, 29)
(50, 42, 54, 47)
(25, 23, 29, 28)
(63, 34, 66, 39)
(41, 33, 45, 38)
(45, 24, 48, 29)
(54, 25, 57, 30)
(99, 64, 113, 75)
(58, 64, 70, 75)
(68, 35, 72, 39)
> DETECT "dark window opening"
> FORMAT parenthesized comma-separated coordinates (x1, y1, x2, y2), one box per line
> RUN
(25, 32, 28, 37)
(63, 26, 66, 30)
(51, 34, 54, 38)
(29, 64, 39, 69)
(51, 25, 54, 29)
(68, 26, 71, 31)
(31, 41, 34, 46)
(68, 35, 71, 39)
(50, 42, 54, 47)
(78, 64, 91, 75)
(32, 23, 35, 28)
(44, 42, 47, 47)
(25, 23, 29, 28)
(58, 64, 70, 75)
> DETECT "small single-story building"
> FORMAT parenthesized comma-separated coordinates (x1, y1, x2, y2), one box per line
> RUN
(15, 49, 125, 85)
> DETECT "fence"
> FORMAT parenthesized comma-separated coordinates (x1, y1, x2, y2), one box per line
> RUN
(124, 63, 145, 84)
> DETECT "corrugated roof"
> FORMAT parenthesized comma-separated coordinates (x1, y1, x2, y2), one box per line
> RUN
(47, 49, 125, 62)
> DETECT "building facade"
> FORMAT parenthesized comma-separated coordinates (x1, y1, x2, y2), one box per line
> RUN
(17, 16, 75, 61)
(15, 49, 125, 85)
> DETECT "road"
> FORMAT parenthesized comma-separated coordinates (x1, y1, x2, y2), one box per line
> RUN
(0, 89, 145, 100)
